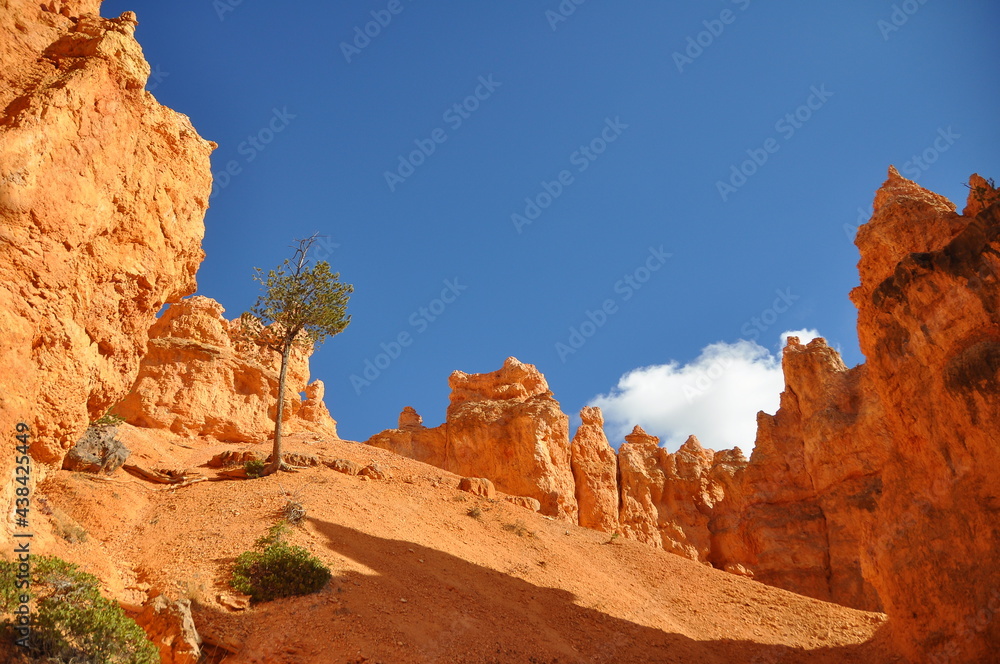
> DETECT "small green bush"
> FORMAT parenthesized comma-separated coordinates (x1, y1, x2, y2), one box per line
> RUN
(231, 522, 331, 603)
(0, 556, 158, 664)
(244, 459, 265, 478)
(91, 411, 125, 427)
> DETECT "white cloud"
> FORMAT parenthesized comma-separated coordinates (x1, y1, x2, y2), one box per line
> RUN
(588, 332, 819, 452)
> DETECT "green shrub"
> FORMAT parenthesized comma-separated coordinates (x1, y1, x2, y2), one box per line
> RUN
(244, 459, 265, 478)
(91, 411, 125, 427)
(231, 522, 331, 603)
(0, 556, 158, 664)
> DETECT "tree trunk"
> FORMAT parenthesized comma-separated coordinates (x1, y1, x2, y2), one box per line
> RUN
(265, 340, 294, 475)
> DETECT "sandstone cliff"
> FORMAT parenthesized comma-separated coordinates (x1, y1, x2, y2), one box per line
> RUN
(853, 169, 1000, 661)
(115, 295, 339, 443)
(367, 357, 577, 519)
(708, 337, 889, 611)
(0, 0, 213, 542)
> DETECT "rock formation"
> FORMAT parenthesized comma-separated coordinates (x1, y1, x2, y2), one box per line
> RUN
(853, 169, 1000, 661)
(618, 428, 734, 561)
(0, 0, 213, 544)
(367, 357, 578, 519)
(570, 406, 619, 533)
(115, 296, 339, 443)
(708, 337, 888, 611)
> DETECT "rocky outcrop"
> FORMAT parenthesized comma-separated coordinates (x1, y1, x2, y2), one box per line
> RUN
(570, 407, 619, 533)
(0, 1, 213, 550)
(618, 428, 736, 561)
(361, 171, 1000, 660)
(367, 357, 577, 520)
(852, 170, 1000, 661)
(0, 2, 213, 465)
(133, 596, 201, 664)
(708, 337, 888, 611)
(115, 296, 339, 443)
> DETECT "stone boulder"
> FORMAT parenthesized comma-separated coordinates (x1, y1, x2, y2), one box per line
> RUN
(458, 477, 496, 499)
(62, 425, 130, 473)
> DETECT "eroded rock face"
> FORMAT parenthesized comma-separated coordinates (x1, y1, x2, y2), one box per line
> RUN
(0, 2, 213, 548)
(115, 296, 338, 443)
(133, 596, 201, 664)
(0, 2, 214, 463)
(853, 170, 1000, 661)
(618, 428, 734, 561)
(367, 358, 578, 520)
(570, 407, 619, 533)
(708, 337, 888, 611)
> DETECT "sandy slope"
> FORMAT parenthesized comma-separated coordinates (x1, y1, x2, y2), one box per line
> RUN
(35, 426, 903, 664)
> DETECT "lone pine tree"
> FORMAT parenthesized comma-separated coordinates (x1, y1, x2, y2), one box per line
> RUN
(241, 234, 352, 475)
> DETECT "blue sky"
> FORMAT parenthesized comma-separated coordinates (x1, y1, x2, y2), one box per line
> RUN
(104, 0, 999, 450)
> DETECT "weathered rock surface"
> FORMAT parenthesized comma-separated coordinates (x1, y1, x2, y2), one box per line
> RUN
(852, 170, 1000, 661)
(115, 296, 339, 443)
(618, 428, 734, 561)
(62, 425, 131, 473)
(367, 358, 578, 520)
(570, 407, 619, 533)
(0, 1, 213, 550)
(708, 337, 888, 611)
(0, 2, 213, 468)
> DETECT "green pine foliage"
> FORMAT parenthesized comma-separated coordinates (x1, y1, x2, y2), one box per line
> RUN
(0, 556, 158, 664)
(230, 522, 331, 603)
(244, 459, 266, 478)
(239, 237, 352, 353)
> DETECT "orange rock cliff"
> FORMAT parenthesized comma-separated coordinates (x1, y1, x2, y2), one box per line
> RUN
(0, 0, 213, 541)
